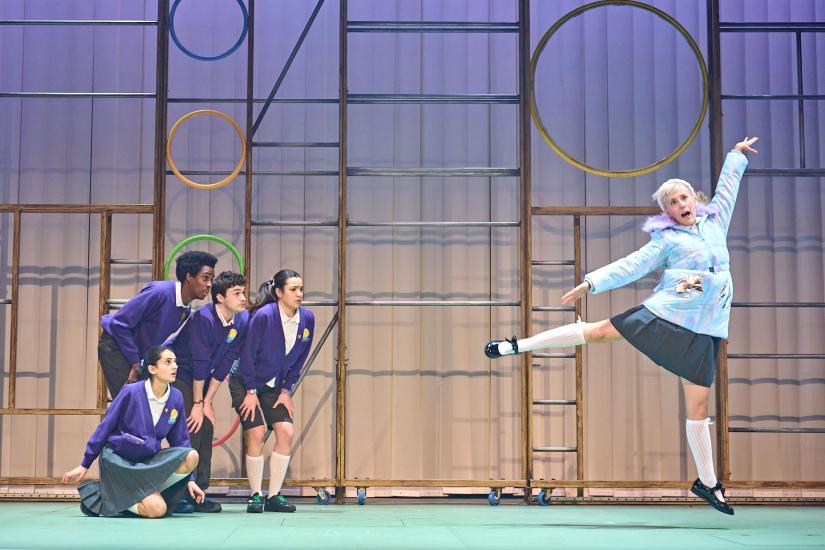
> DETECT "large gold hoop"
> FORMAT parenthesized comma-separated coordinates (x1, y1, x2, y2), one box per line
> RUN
(529, 0, 709, 178)
(167, 109, 247, 190)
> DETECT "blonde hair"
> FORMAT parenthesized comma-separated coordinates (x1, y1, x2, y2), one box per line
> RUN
(652, 178, 709, 211)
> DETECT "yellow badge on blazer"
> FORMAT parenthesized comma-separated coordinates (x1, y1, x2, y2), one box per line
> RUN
(168, 408, 179, 424)
(301, 327, 310, 342)
(226, 327, 238, 343)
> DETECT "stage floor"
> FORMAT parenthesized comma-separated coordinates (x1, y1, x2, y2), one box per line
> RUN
(0, 502, 822, 549)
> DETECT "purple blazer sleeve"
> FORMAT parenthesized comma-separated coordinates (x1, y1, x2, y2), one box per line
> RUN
(283, 311, 315, 391)
(107, 288, 164, 366)
(81, 389, 131, 469)
(238, 312, 264, 390)
(188, 313, 213, 382)
(212, 327, 245, 383)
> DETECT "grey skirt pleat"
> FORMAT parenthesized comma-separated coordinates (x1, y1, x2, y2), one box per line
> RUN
(78, 446, 191, 517)
(611, 305, 721, 388)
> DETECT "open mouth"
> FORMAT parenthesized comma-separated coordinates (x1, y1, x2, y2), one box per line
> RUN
(681, 211, 692, 219)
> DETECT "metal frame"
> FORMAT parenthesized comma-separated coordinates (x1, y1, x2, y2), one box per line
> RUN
(2, 0, 823, 499)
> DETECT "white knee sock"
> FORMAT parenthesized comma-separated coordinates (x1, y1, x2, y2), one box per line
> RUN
(268, 452, 291, 497)
(246, 454, 264, 495)
(157, 471, 189, 493)
(685, 418, 725, 502)
(498, 321, 586, 355)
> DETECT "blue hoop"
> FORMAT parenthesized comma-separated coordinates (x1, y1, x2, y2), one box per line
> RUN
(169, 0, 249, 62)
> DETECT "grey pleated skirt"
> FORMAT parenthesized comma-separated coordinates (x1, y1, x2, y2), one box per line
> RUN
(611, 305, 721, 388)
(78, 446, 191, 517)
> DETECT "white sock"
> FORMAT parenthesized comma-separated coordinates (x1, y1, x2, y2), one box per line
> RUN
(268, 452, 291, 497)
(246, 454, 264, 495)
(685, 418, 725, 502)
(158, 471, 189, 493)
(498, 321, 586, 355)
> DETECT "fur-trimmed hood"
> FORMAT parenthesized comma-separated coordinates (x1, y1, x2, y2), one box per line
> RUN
(641, 202, 719, 233)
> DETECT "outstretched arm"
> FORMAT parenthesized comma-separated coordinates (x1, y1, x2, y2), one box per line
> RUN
(711, 136, 758, 229)
(578, 236, 667, 300)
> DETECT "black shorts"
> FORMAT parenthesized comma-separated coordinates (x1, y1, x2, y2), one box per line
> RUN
(229, 376, 293, 430)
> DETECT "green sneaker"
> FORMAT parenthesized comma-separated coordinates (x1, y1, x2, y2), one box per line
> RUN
(246, 492, 265, 513)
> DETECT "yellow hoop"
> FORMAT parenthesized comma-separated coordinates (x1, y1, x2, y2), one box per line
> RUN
(529, 0, 709, 178)
(166, 109, 247, 190)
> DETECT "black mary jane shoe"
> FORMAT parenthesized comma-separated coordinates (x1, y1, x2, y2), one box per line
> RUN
(484, 336, 519, 359)
(690, 478, 734, 515)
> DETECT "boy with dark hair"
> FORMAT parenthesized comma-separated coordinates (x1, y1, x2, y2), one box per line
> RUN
(170, 271, 249, 513)
(99, 250, 217, 398)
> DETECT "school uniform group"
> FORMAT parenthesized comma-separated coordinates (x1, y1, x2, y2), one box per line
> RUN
(63, 265, 314, 517)
(65, 139, 758, 518)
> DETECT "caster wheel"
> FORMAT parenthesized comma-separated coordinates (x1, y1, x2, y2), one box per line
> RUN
(536, 489, 551, 506)
(487, 490, 500, 506)
(357, 488, 366, 505)
(316, 489, 331, 505)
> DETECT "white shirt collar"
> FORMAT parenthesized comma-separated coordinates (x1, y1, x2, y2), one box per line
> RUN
(144, 378, 170, 405)
(175, 281, 185, 307)
(215, 304, 235, 327)
(278, 302, 300, 325)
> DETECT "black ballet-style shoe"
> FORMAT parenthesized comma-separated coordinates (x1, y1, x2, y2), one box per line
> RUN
(690, 478, 734, 515)
(484, 336, 519, 359)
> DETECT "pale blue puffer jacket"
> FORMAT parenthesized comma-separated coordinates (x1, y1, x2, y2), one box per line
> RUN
(584, 150, 748, 338)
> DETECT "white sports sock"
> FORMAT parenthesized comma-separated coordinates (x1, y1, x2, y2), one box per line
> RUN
(268, 452, 291, 497)
(498, 321, 586, 355)
(685, 417, 725, 502)
(246, 454, 264, 495)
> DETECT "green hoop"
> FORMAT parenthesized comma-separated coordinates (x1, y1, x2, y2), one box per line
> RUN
(163, 234, 245, 280)
(529, 0, 709, 178)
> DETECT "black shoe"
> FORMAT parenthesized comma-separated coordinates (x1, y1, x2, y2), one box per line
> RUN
(247, 492, 265, 513)
(484, 336, 519, 359)
(265, 494, 296, 513)
(79, 502, 99, 517)
(690, 478, 734, 515)
(193, 499, 222, 513)
(174, 499, 194, 514)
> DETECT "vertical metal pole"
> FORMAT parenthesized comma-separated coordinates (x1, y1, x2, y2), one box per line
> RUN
(706, 0, 730, 482)
(518, 0, 533, 499)
(97, 211, 112, 410)
(335, 0, 348, 504)
(795, 31, 805, 169)
(573, 216, 584, 492)
(244, 0, 255, 282)
(7, 210, 21, 409)
(152, 0, 170, 278)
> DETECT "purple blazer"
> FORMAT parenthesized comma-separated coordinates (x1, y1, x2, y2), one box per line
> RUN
(101, 281, 191, 366)
(171, 304, 249, 384)
(237, 303, 315, 391)
(81, 382, 190, 469)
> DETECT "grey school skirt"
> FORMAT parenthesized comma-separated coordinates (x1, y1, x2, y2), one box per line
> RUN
(78, 446, 191, 517)
(611, 305, 721, 388)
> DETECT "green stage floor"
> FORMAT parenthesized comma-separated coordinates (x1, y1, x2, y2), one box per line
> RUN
(0, 502, 823, 549)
